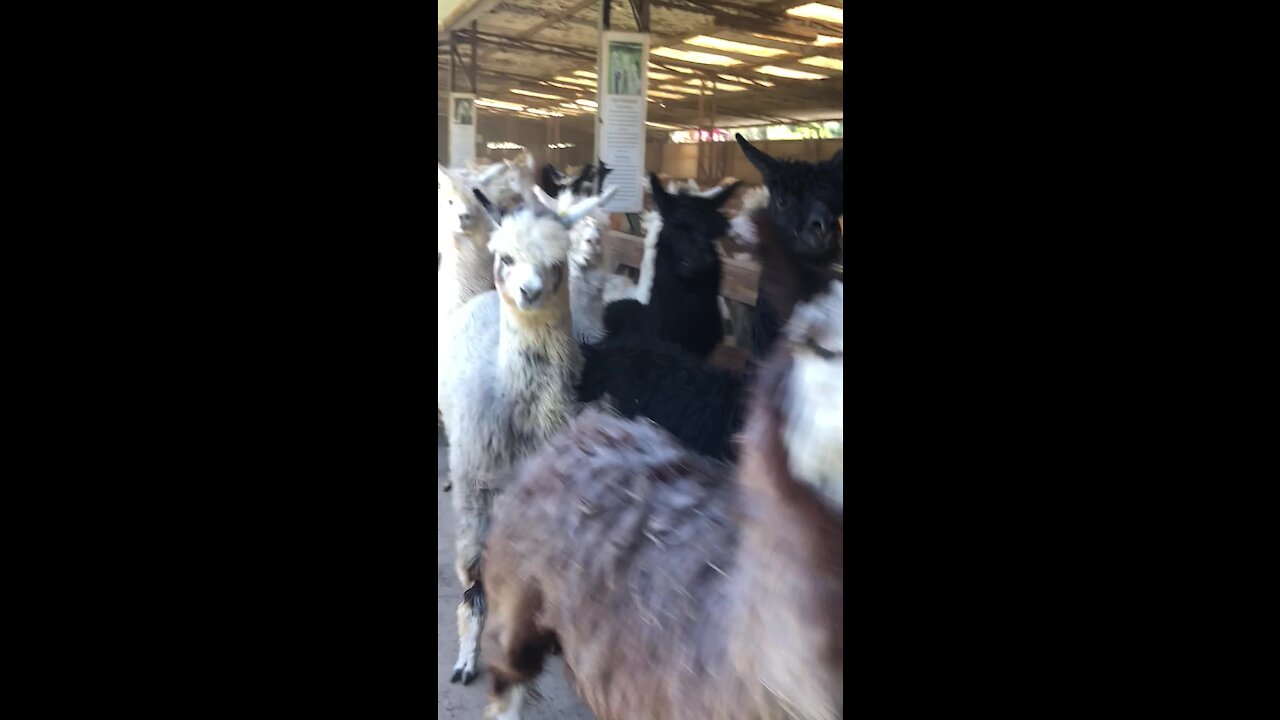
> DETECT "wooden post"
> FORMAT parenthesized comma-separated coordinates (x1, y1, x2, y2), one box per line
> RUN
(469, 21, 479, 93)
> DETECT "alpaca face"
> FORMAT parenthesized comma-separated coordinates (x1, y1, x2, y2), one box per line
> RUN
(489, 211, 572, 313)
(649, 174, 741, 279)
(735, 135, 843, 262)
(781, 282, 844, 510)
(569, 214, 604, 268)
(496, 252, 565, 311)
(438, 165, 478, 234)
(495, 154, 536, 207)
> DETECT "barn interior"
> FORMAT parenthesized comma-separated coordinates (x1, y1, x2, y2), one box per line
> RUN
(438, 0, 843, 185)
(438, 5, 844, 716)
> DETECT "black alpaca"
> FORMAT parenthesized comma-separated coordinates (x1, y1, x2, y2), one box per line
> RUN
(539, 159, 612, 199)
(604, 173, 741, 360)
(576, 332, 746, 461)
(734, 133, 843, 358)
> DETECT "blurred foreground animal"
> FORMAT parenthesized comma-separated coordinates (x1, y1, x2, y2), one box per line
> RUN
(482, 282, 844, 720)
(734, 134, 842, 358)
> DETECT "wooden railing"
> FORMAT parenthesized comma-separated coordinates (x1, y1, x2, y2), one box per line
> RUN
(598, 226, 842, 368)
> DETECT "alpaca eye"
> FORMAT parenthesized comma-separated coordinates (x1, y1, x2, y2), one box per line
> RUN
(776, 196, 788, 208)
(501, 255, 514, 266)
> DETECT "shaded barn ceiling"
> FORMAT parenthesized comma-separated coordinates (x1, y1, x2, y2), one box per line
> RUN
(438, 0, 843, 131)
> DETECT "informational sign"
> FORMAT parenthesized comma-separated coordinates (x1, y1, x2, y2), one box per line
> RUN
(596, 31, 649, 213)
(449, 92, 476, 169)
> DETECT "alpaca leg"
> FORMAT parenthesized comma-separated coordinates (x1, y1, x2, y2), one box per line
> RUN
(485, 682, 528, 720)
(451, 483, 491, 684)
(482, 591, 552, 720)
(450, 558, 486, 684)
(451, 587, 484, 684)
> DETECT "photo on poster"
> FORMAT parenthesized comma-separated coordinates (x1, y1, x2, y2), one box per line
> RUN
(454, 98, 474, 126)
(608, 41, 643, 96)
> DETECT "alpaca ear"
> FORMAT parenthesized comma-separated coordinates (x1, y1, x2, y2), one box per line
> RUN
(477, 162, 507, 185)
(706, 180, 743, 208)
(472, 189, 503, 226)
(596, 159, 613, 188)
(563, 186, 616, 226)
(735, 133, 777, 176)
(570, 164, 593, 195)
(539, 164, 566, 197)
(649, 173, 671, 209)
(533, 185, 559, 211)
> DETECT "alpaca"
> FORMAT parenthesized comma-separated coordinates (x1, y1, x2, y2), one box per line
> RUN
(539, 159, 612, 199)
(733, 134, 843, 358)
(537, 163, 573, 198)
(528, 164, 611, 345)
(481, 282, 844, 720)
(600, 208, 658, 305)
(576, 330, 747, 460)
(438, 164, 498, 439)
(559, 187, 614, 346)
(539, 161, 626, 345)
(612, 177, 728, 306)
(490, 151, 537, 212)
(603, 173, 741, 360)
(728, 185, 771, 246)
(438, 184, 612, 686)
(438, 163, 500, 316)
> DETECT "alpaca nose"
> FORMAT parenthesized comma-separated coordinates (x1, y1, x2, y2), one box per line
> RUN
(459, 212, 472, 226)
(809, 216, 827, 234)
(520, 286, 542, 303)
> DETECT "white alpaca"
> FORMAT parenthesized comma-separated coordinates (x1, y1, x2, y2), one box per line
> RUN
(729, 185, 770, 246)
(438, 187, 610, 686)
(491, 151, 537, 212)
(537, 184, 621, 345)
(438, 164, 501, 422)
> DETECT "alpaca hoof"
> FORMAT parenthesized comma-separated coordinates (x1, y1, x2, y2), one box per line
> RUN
(451, 668, 463, 683)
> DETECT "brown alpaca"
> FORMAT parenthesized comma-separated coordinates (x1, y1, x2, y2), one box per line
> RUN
(480, 283, 843, 720)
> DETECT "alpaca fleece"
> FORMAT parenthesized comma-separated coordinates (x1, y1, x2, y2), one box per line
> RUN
(482, 285, 843, 720)
(577, 332, 746, 461)
(603, 176, 741, 360)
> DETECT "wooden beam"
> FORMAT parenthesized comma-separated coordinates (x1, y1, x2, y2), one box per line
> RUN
(440, 0, 502, 32)
(629, 0, 651, 31)
(453, 29, 598, 61)
(470, 20, 479, 93)
(519, 0, 597, 39)
(650, 0, 843, 34)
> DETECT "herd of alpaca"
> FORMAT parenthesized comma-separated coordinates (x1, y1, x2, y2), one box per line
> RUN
(437, 134, 843, 719)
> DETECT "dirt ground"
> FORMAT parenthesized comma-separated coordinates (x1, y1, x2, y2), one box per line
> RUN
(437, 430, 596, 720)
